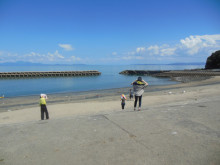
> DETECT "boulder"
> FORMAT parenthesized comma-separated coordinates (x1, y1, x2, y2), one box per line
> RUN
(205, 50, 220, 69)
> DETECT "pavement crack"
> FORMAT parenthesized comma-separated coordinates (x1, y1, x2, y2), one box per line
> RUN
(102, 115, 154, 152)
(101, 115, 136, 138)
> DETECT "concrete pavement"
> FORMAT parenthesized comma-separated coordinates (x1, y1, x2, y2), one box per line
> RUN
(0, 96, 220, 165)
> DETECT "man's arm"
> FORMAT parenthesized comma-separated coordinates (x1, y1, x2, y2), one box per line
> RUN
(131, 80, 136, 85)
(142, 80, 148, 86)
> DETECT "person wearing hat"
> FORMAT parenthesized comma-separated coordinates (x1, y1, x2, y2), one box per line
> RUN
(131, 77, 148, 111)
(39, 95, 49, 120)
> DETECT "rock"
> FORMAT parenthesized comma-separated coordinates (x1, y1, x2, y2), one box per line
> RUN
(119, 70, 164, 75)
(205, 50, 220, 69)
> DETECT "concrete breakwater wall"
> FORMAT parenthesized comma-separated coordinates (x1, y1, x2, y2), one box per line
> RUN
(119, 70, 220, 77)
(0, 70, 101, 78)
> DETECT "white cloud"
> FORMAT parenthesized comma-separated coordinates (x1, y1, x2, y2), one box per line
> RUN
(47, 50, 64, 61)
(25, 52, 42, 57)
(121, 56, 134, 60)
(58, 44, 74, 51)
(160, 47, 176, 56)
(0, 50, 85, 64)
(1, 34, 219, 64)
(122, 55, 144, 60)
(121, 48, 145, 61)
(124, 51, 136, 56)
(0, 50, 67, 63)
(147, 45, 176, 56)
(54, 50, 64, 59)
(136, 47, 146, 53)
(145, 34, 220, 57)
(147, 45, 160, 55)
(70, 56, 81, 61)
(112, 52, 117, 55)
(180, 34, 220, 55)
(121, 44, 175, 62)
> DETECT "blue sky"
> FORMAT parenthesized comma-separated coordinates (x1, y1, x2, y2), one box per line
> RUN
(0, 0, 220, 65)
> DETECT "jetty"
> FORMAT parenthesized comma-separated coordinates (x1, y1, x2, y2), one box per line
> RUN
(0, 70, 101, 78)
(119, 69, 220, 77)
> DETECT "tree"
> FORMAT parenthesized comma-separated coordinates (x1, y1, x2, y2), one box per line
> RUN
(205, 50, 220, 69)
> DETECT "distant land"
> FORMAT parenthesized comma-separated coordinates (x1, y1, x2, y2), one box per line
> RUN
(0, 61, 86, 66)
(133, 62, 205, 65)
(0, 61, 205, 66)
(169, 62, 205, 65)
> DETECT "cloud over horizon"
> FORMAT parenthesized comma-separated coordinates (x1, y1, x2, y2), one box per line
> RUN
(0, 34, 219, 64)
(113, 34, 220, 63)
(58, 44, 74, 51)
(0, 50, 82, 64)
(180, 34, 220, 55)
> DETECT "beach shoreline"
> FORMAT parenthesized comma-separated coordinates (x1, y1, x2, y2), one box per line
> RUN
(0, 76, 218, 113)
(0, 76, 220, 125)
(0, 77, 179, 112)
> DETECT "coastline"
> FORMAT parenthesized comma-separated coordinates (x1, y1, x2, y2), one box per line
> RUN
(0, 76, 220, 124)
(0, 75, 217, 113)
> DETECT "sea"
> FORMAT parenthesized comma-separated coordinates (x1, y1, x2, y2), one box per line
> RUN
(0, 64, 204, 98)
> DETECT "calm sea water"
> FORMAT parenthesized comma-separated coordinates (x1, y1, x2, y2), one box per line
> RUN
(0, 64, 204, 97)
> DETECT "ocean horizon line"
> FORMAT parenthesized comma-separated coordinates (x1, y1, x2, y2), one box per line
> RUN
(0, 61, 205, 66)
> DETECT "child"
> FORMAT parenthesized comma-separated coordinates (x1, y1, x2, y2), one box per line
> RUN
(120, 94, 127, 110)
(129, 89, 133, 100)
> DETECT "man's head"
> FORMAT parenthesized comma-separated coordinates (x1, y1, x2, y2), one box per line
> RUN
(137, 77, 142, 81)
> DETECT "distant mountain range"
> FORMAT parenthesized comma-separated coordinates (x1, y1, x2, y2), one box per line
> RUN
(169, 62, 205, 65)
(133, 62, 205, 65)
(0, 61, 86, 66)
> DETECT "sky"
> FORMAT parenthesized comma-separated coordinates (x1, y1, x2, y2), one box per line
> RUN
(0, 0, 220, 65)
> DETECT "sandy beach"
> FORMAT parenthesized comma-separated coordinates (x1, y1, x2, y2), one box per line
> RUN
(0, 76, 220, 165)
(0, 76, 220, 124)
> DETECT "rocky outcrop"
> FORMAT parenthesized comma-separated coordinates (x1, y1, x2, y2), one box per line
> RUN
(120, 68, 220, 83)
(119, 70, 165, 75)
(120, 70, 220, 77)
(205, 50, 220, 69)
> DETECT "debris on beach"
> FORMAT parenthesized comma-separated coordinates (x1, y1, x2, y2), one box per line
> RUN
(168, 91, 172, 94)
(171, 131, 178, 135)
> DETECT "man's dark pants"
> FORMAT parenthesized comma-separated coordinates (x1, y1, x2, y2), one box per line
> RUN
(41, 105, 49, 120)
(134, 95, 142, 108)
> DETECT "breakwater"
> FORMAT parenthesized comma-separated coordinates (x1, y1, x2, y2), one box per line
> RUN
(119, 70, 220, 77)
(0, 70, 101, 78)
